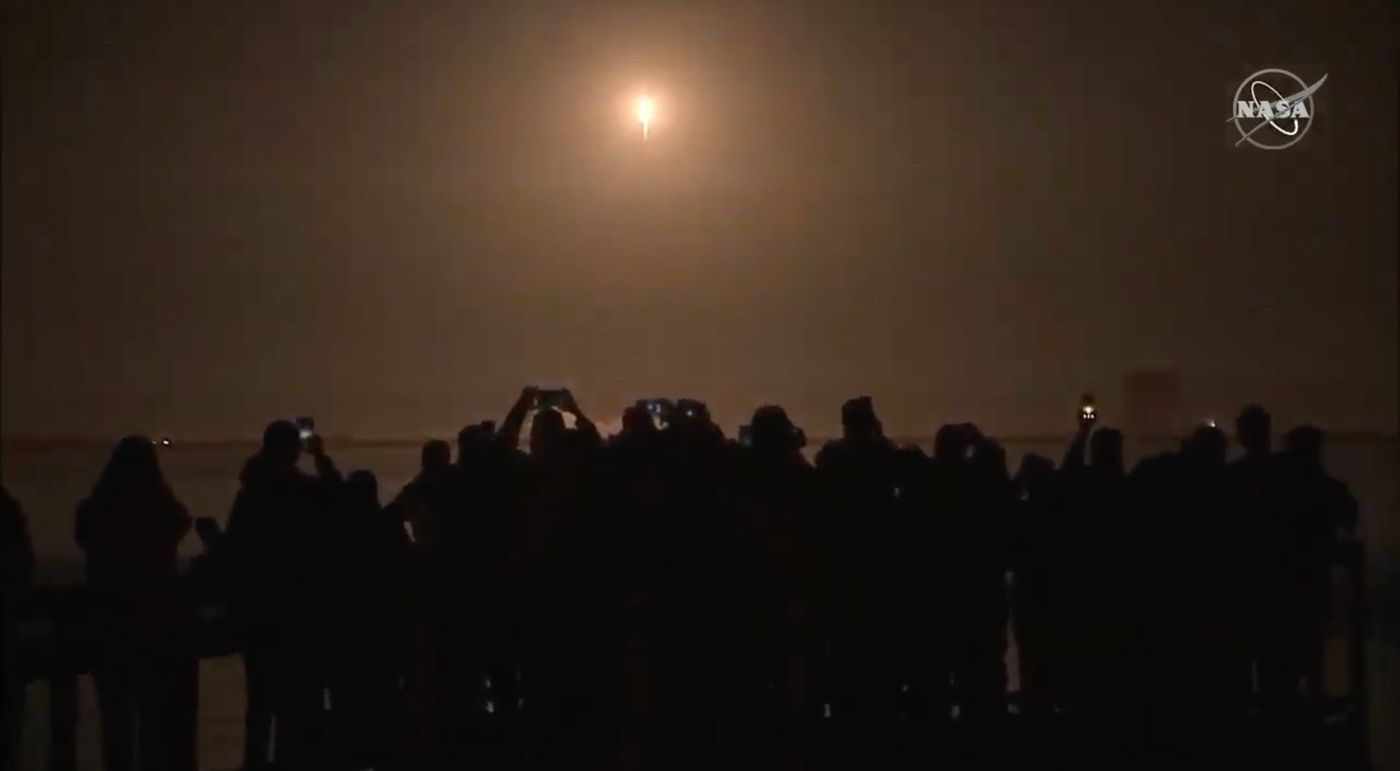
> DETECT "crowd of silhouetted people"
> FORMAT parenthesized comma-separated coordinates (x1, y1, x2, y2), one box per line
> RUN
(1, 391, 1364, 771)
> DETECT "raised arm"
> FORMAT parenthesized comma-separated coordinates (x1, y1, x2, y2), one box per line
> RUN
(306, 435, 342, 483)
(559, 388, 600, 446)
(1060, 418, 1093, 473)
(498, 386, 538, 450)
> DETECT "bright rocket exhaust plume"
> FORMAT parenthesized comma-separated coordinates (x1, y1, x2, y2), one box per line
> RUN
(635, 95, 656, 139)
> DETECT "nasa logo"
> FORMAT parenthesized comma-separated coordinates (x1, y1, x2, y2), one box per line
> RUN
(1226, 68, 1327, 150)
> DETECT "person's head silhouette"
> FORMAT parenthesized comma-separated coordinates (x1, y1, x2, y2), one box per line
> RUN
(1283, 425, 1324, 470)
(841, 397, 881, 442)
(347, 469, 379, 508)
(95, 436, 167, 496)
(1183, 424, 1228, 467)
(456, 421, 496, 464)
(1015, 453, 1056, 496)
(671, 399, 712, 432)
(621, 404, 655, 437)
(261, 420, 302, 471)
(750, 405, 800, 457)
(970, 437, 1009, 484)
(421, 439, 451, 474)
(530, 408, 567, 459)
(1235, 404, 1272, 456)
(933, 423, 977, 465)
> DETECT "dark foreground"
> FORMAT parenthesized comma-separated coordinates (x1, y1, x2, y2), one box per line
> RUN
(13, 549, 1371, 771)
(0, 396, 1376, 770)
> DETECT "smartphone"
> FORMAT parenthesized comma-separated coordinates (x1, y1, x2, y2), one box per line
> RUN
(294, 416, 315, 443)
(535, 389, 566, 409)
(738, 424, 753, 448)
(1079, 394, 1097, 423)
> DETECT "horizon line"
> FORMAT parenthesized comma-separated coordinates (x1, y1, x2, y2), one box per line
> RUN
(3, 429, 1397, 450)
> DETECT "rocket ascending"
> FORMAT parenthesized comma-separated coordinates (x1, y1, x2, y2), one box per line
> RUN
(635, 95, 656, 140)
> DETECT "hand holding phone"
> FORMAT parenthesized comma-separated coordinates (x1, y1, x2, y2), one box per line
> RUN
(534, 388, 566, 410)
(557, 388, 582, 415)
(294, 416, 316, 444)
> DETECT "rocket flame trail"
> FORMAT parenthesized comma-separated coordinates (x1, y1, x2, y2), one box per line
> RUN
(635, 95, 656, 141)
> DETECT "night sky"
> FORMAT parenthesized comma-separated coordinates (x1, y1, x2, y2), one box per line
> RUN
(3, 0, 1396, 439)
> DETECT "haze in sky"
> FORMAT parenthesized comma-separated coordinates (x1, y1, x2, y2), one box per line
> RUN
(3, 0, 1396, 439)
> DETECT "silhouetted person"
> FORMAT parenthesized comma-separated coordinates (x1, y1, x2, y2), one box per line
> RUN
(328, 469, 410, 771)
(497, 387, 610, 770)
(619, 401, 658, 440)
(1010, 453, 1065, 720)
(1, 485, 34, 771)
(390, 439, 465, 769)
(1226, 404, 1278, 714)
(1232, 406, 1276, 554)
(395, 439, 455, 557)
(1057, 423, 1133, 729)
(1258, 425, 1357, 745)
(452, 419, 523, 760)
(74, 436, 193, 771)
(1122, 442, 1190, 758)
(1236, 403, 1272, 458)
(1140, 424, 1245, 759)
(1231, 406, 1276, 536)
(629, 396, 733, 771)
(902, 422, 981, 744)
(223, 421, 341, 771)
(599, 402, 672, 771)
(956, 438, 1014, 729)
(737, 405, 818, 771)
(814, 397, 901, 770)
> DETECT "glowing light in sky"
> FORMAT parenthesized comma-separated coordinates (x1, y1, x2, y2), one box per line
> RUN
(634, 95, 656, 139)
